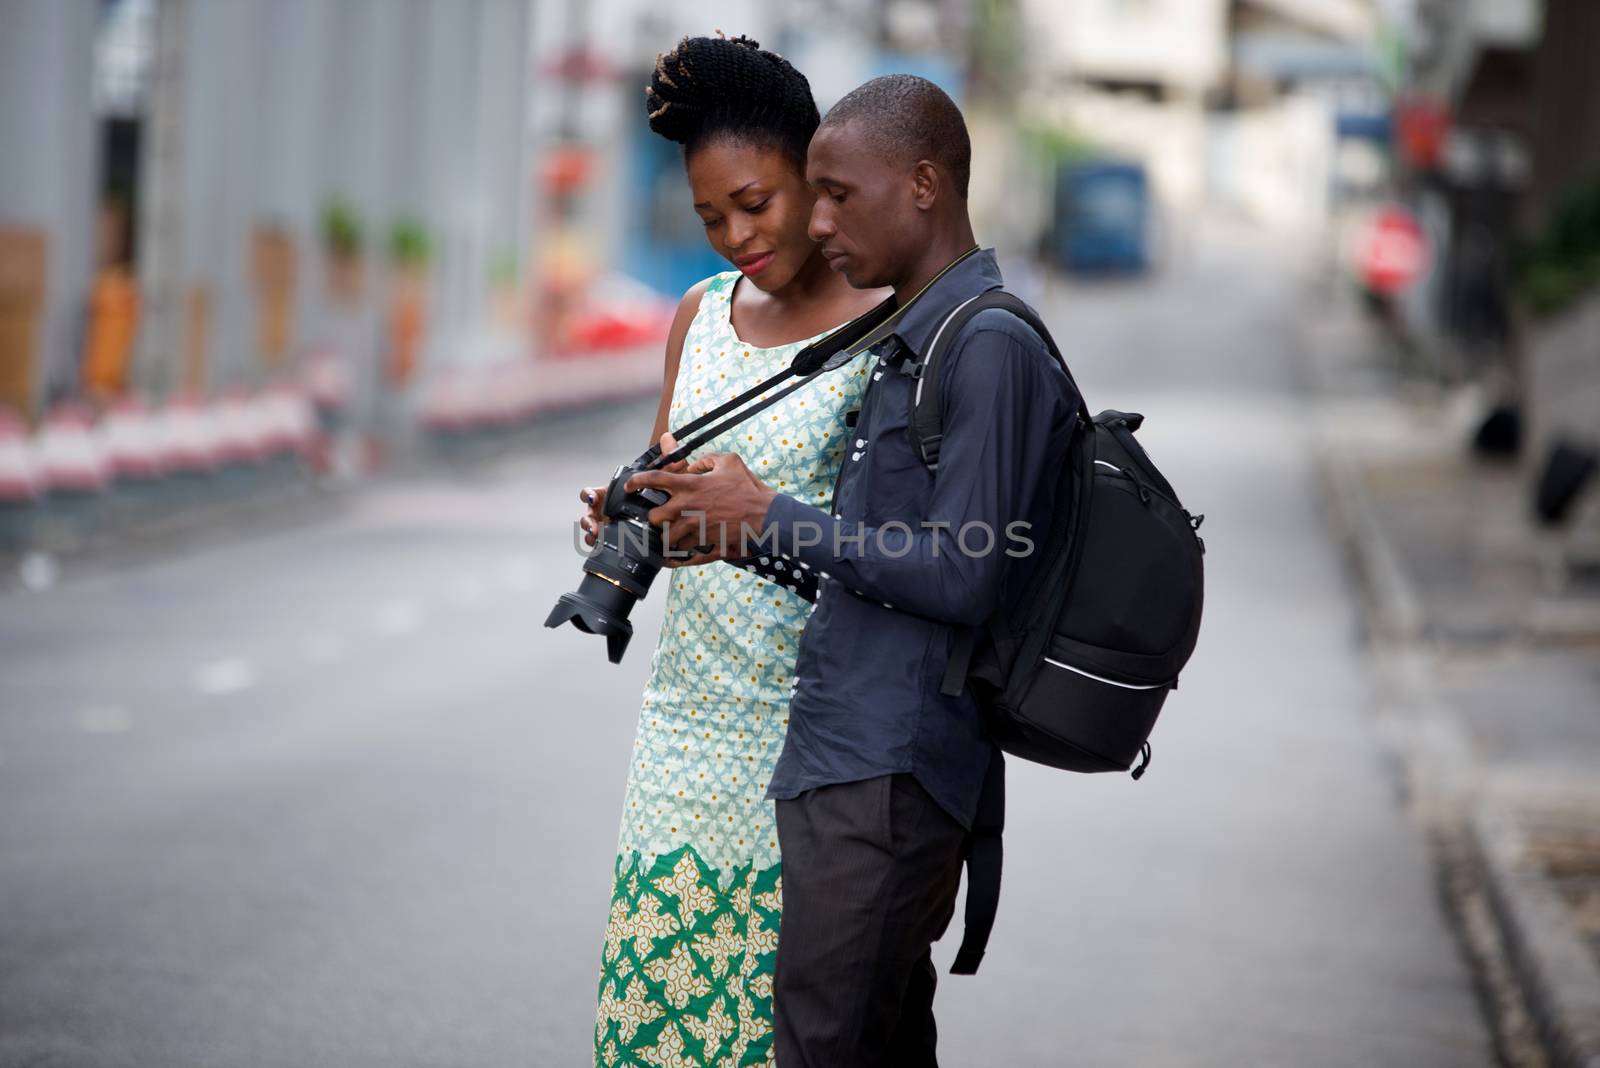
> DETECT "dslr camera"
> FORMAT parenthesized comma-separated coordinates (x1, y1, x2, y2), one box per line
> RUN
(543, 445, 676, 664)
(545, 290, 903, 663)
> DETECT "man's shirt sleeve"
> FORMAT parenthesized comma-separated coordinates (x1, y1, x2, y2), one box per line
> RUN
(760, 322, 1072, 627)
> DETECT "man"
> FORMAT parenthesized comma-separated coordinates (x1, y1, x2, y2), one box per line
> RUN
(627, 75, 1076, 1064)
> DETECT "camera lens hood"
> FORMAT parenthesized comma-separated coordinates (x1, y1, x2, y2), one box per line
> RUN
(545, 590, 634, 664)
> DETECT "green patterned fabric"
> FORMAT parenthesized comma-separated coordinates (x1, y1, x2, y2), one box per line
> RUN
(596, 847, 782, 1066)
(595, 273, 871, 1066)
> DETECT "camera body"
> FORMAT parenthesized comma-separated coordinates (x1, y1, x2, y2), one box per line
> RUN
(601, 457, 669, 539)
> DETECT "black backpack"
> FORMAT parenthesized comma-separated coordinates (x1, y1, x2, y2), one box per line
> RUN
(908, 290, 1207, 973)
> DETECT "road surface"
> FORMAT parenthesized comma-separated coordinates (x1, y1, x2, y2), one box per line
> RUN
(0, 224, 1494, 1066)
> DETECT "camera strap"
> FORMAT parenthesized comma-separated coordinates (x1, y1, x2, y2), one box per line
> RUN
(645, 246, 982, 471)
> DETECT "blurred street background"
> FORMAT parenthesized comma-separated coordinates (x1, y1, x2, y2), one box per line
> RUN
(2, 0, 1599, 1065)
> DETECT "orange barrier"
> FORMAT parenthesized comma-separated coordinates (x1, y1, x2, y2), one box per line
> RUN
(80, 267, 141, 402)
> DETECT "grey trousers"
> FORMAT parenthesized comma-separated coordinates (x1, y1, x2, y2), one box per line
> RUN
(772, 774, 969, 1067)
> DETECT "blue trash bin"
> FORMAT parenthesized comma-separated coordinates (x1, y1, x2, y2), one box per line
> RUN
(1053, 161, 1150, 274)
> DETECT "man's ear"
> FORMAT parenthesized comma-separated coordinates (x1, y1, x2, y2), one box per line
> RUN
(911, 160, 940, 211)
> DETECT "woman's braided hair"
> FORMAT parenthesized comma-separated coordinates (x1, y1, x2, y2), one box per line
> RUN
(645, 34, 820, 169)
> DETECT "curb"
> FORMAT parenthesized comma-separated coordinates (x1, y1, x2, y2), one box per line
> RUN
(1472, 796, 1600, 1068)
(1319, 448, 1426, 643)
(1312, 381, 1600, 1068)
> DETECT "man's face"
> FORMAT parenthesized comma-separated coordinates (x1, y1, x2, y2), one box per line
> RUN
(805, 121, 919, 290)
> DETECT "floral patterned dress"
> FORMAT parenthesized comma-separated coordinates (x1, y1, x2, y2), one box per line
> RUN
(594, 272, 872, 1066)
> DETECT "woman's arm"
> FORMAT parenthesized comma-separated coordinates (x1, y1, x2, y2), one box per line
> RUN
(580, 279, 710, 545)
(649, 279, 711, 443)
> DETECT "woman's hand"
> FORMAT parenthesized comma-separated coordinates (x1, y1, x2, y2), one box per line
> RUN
(577, 483, 608, 547)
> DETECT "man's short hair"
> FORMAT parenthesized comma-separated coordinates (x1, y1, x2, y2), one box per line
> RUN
(818, 75, 971, 198)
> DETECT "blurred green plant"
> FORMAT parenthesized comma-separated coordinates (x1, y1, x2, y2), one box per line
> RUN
(968, 0, 1024, 102)
(1372, 16, 1408, 95)
(320, 197, 364, 257)
(489, 248, 520, 290)
(1516, 177, 1600, 319)
(1020, 121, 1102, 168)
(387, 217, 431, 270)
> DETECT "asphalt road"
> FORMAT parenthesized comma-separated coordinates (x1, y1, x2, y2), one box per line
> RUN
(0, 225, 1495, 1066)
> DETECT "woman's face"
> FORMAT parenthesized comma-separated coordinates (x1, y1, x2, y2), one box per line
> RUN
(686, 138, 817, 293)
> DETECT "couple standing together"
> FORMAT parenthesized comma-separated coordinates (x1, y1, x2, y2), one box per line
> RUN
(584, 34, 1076, 1067)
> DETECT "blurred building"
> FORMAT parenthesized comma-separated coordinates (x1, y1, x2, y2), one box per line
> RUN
(1348, 0, 1600, 561)
(1396, 0, 1539, 376)
(0, 2, 100, 420)
(527, 0, 971, 301)
(1010, 0, 1382, 243)
(1032, 0, 1230, 99)
(0, 0, 981, 433)
(1, 0, 534, 433)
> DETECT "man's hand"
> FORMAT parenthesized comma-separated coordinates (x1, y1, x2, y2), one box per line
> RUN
(624, 451, 778, 560)
(577, 432, 689, 547)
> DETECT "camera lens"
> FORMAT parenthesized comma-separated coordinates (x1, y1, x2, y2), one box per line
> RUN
(545, 518, 666, 663)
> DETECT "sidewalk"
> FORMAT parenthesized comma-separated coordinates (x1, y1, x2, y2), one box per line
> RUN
(1303, 279, 1600, 1067)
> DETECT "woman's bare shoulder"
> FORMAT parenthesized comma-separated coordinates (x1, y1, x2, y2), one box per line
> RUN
(673, 277, 716, 326)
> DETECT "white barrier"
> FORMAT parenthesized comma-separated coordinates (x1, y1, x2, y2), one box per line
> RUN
(98, 396, 163, 481)
(419, 369, 458, 432)
(35, 405, 108, 495)
(0, 411, 37, 503)
(154, 395, 219, 473)
(277, 388, 317, 455)
(212, 392, 264, 466)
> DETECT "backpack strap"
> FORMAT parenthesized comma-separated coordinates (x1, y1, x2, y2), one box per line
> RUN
(997, 424, 1098, 704)
(951, 747, 1006, 974)
(908, 292, 989, 470)
(918, 297, 1080, 973)
(940, 627, 980, 698)
(908, 289, 1090, 472)
(926, 291, 1090, 698)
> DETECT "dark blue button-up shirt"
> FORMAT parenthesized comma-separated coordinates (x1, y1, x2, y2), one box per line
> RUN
(760, 250, 1077, 828)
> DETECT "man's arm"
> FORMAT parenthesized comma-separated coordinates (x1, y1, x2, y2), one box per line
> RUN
(761, 320, 1071, 626)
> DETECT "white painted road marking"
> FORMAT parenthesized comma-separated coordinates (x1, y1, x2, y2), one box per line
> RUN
(77, 705, 131, 734)
(18, 552, 59, 592)
(303, 633, 345, 663)
(194, 659, 257, 695)
(375, 598, 423, 637)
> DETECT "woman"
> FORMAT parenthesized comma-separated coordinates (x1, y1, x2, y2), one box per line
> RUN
(582, 35, 885, 1067)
